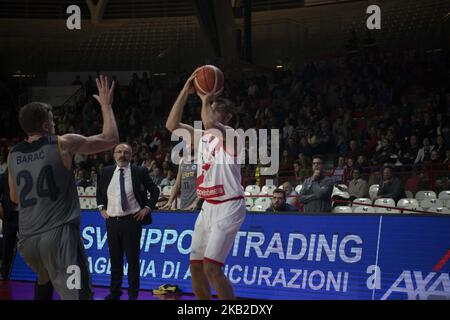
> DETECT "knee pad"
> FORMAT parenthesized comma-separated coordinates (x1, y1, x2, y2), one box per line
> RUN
(34, 281, 54, 300)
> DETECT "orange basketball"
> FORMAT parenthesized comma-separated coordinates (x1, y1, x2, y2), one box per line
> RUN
(194, 65, 224, 96)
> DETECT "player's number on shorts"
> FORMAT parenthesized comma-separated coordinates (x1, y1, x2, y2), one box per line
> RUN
(17, 166, 60, 208)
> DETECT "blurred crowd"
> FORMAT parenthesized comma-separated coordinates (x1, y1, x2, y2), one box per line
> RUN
(1, 43, 449, 204)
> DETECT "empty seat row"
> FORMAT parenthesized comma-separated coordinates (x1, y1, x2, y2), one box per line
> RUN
(351, 197, 450, 210)
(333, 205, 450, 214)
(245, 184, 303, 196)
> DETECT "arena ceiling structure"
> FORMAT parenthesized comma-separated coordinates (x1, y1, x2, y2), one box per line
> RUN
(0, 0, 449, 76)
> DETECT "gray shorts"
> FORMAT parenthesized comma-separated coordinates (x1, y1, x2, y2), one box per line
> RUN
(18, 223, 92, 300)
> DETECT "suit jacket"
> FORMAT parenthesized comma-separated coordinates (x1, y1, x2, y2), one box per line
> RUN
(298, 174, 334, 213)
(96, 164, 160, 225)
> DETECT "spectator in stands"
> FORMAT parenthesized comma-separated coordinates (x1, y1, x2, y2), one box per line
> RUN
(415, 137, 434, 164)
(374, 167, 406, 203)
(363, 126, 379, 156)
(282, 119, 294, 139)
(405, 166, 429, 195)
(348, 167, 369, 200)
(336, 135, 349, 157)
(90, 167, 98, 188)
(401, 135, 420, 165)
(344, 157, 355, 182)
(282, 181, 299, 207)
(368, 167, 383, 187)
(298, 136, 313, 158)
(266, 189, 297, 212)
(332, 118, 349, 142)
(315, 121, 331, 155)
(395, 117, 412, 143)
(160, 168, 176, 188)
(293, 161, 305, 185)
(298, 155, 334, 213)
(433, 135, 448, 160)
(347, 139, 363, 159)
(154, 144, 166, 163)
(307, 128, 318, 152)
(286, 137, 299, 159)
(444, 149, 450, 171)
(356, 155, 368, 172)
(280, 150, 294, 172)
(76, 168, 92, 188)
(330, 156, 346, 183)
(150, 166, 163, 186)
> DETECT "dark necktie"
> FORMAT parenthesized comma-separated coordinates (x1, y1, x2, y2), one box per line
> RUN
(119, 168, 127, 211)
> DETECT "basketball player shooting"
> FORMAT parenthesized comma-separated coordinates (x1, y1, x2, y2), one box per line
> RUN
(7, 75, 119, 300)
(166, 67, 246, 300)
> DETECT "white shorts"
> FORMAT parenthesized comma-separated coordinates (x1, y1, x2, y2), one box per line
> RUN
(190, 197, 246, 266)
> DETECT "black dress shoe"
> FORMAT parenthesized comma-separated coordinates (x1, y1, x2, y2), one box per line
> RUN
(104, 293, 121, 300)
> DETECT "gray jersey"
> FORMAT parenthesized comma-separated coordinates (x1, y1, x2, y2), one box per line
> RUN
(8, 136, 80, 238)
(179, 159, 197, 209)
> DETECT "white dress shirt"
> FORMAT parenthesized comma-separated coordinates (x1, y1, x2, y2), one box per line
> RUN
(107, 164, 141, 217)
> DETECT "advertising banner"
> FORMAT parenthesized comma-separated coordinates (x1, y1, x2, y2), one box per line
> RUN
(11, 211, 450, 300)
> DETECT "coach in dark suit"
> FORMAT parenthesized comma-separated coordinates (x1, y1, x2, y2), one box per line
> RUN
(96, 143, 160, 300)
(0, 169, 19, 280)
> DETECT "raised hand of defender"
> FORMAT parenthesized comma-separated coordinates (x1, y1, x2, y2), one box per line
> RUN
(93, 75, 115, 107)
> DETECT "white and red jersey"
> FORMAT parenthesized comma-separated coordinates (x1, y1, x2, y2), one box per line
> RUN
(196, 129, 245, 202)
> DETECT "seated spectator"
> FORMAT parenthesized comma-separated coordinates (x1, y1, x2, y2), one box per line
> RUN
(330, 156, 346, 183)
(293, 161, 307, 185)
(298, 155, 334, 213)
(344, 157, 355, 183)
(282, 181, 299, 207)
(444, 149, 450, 171)
(374, 166, 406, 203)
(280, 149, 294, 172)
(298, 136, 313, 158)
(160, 168, 176, 188)
(347, 139, 363, 160)
(336, 135, 349, 157)
(150, 166, 164, 185)
(286, 137, 299, 159)
(364, 126, 379, 156)
(90, 167, 98, 187)
(266, 189, 297, 212)
(405, 166, 429, 195)
(76, 168, 92, 188)
(356, 154, 369, 175)
(401, 135, 420, 165)
(348, 167, 369, 200)
(433, 135, 448, 160)
(368, 168, 383, 187)
(414, 137, 434, 164)
(154, 144, 166, 163)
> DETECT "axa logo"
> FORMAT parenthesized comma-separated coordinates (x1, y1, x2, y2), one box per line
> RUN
(381, 250, 450, 300)
(381, 271, 449, 300)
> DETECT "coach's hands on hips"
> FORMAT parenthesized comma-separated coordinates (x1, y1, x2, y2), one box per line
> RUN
(93, 75, 116, 107)
(134, 207, 151, 221)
